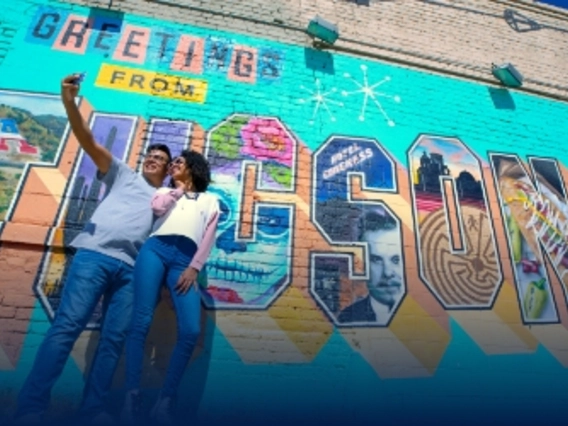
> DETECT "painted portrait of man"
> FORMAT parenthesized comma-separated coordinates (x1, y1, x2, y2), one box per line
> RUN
(338, 207, 404, 325)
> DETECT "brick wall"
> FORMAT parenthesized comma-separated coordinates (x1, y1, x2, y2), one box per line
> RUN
(1, 0, 568, 425)
(67, 0, 568, 99)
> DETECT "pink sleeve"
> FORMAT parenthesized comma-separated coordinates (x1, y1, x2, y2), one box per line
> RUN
(151, 188, 184, 216)
(190, 210, 219, 271)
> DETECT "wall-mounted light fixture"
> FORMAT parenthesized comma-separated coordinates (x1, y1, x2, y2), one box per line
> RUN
(491, 63, 523, 88)
(306, 16, 339, 45)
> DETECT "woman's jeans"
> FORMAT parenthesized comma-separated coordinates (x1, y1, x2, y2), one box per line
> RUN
(125, 235, 200, 397)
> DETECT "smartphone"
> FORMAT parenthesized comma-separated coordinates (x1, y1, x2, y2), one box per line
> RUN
(74, 72, 87, 84)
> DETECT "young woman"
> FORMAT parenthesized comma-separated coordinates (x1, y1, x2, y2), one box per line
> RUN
(122, 150, 219, 424)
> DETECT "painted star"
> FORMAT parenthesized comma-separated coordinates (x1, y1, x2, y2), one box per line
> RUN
(342, 64, 401, 126)
(299, 78, 344, 125)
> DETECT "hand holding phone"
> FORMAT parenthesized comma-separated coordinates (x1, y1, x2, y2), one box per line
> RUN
(61, 73, 85, 103)
(74, 72, 87, 84)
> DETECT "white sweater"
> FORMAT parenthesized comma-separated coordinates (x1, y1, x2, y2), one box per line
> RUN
(150, 187, 220, 270)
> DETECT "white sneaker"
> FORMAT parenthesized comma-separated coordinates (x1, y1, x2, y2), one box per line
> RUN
(120, 390, 141, 425)
(150, 395, 175, 425)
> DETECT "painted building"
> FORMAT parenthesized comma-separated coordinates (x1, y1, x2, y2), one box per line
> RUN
(1, 0, 568, 424)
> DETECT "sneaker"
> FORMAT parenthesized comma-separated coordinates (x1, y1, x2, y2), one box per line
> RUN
(120, 390, 141, 425)
(149, 395, 175, 425)
(12, 413, 42, 425)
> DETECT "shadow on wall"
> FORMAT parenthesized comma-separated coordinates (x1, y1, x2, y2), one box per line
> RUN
(304, 48, 335, 75)
(488, 87, 516, 110)
(87, 6, 125, 46)
(81, 286, 216, 421)
(87, 6, 125, 26)
(503, 9, 542, 33)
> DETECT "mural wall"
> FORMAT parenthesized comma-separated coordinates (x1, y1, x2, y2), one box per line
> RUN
(2, 1, 568, 424)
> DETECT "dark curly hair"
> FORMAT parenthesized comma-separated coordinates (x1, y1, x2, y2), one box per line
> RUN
(169, 149, 211, 192)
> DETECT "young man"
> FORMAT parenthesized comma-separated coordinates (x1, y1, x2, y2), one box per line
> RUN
(14, 75, 171, 424)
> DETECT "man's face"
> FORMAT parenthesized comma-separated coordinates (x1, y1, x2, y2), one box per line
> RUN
(142, 149, 169, 182)
(363, 228, 403, 309)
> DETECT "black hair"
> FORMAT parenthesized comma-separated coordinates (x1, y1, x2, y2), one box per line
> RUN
(357, 207, 397, 241)
(146, 143, 172, 162)
(169, 149, 211, 192)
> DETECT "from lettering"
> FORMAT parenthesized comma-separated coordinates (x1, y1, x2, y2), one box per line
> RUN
(110, 71, 126, 84)
(174, 81, 194, 97)
(129, 74, 144, 89)
(150, 78, 168, 92)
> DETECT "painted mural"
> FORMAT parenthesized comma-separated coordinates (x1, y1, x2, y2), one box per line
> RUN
(409, 135, 502, 309)
(203, 114, 295, 309)
(490, 154, 568, 323)
(311, 136, 404, 327)
(2, 0, 568, 423)
(0, 92, 66, 221)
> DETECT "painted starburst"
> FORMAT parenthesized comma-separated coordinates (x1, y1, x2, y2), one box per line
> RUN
(299, 78, 344, 125)
(342, 64, 401, 126)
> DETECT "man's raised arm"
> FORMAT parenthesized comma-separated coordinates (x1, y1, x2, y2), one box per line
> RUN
(61, 74, 112, 174)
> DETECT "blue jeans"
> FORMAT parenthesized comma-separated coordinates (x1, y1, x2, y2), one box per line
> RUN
(125, 235, 201, 397)
(16, 249, 134, 419)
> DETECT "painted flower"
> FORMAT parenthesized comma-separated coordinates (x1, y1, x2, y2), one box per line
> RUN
(240, 118, 294, 168)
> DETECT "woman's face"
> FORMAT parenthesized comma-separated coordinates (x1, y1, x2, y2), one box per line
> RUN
(169, 156, 191, 182)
